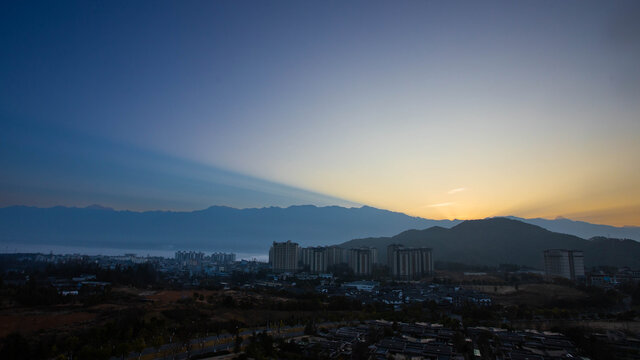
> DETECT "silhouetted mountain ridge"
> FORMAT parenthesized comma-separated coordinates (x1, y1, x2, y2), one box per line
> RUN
(340, 218, 640, 268)
(1, 205, 638, 266)
(504, 216, 640, 241)
(0, 205, 460, 253)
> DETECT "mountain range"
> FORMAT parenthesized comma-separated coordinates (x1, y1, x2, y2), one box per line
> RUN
(504, 216, 640, 243)
(0, 205, 638, 267)
(340, 217, 640, 268)
(0, 205, 459, 253)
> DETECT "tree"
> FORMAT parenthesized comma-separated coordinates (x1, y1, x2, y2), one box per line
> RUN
(304, 320, 316, 335)
(234, 334, 242, 353)
(131, 337, 146, 360)
(0, 333, 30, 360)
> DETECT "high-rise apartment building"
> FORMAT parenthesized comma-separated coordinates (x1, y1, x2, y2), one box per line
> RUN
(300, 246, 328, 273)
(211, 252, 236, 264)
(348, 247, 378, 276)
(325, 245, 345, 269)
(300, 245, 346, 273)
(388, 245, 433, 280)
(175, 251, 204, 266)
(544, 249, 585, 281)
(300, 247, 312, 269)
(269, 241, 299, 273)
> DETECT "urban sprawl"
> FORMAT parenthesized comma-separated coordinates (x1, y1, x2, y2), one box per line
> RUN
(2, 242, 640, 360)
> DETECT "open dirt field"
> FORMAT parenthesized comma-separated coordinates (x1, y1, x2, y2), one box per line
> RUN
(0, 309, 97, 337)
(468, 283, 588, 306)
(0, 288, 319, 338)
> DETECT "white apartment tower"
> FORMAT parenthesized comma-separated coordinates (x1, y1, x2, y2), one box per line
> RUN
(544, 249, 585, 281)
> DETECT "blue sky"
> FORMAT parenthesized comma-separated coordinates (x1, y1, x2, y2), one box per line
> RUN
(1, 1, 639, 225)
(0, 118, 358, 210)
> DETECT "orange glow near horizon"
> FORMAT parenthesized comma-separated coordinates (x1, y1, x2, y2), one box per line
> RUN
(257, 124, 640, 227)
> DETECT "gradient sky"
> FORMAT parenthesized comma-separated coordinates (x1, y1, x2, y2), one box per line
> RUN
(1, 1, 639, 226)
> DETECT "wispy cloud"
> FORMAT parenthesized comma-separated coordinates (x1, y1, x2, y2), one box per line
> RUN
(448, 187, 466, 194)
(426, 202, 455, 208)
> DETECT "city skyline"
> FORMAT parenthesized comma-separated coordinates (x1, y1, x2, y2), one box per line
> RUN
(2, 1, 640, 226)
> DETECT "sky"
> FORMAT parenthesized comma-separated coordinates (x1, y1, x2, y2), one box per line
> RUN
(1, 0, 639, 226)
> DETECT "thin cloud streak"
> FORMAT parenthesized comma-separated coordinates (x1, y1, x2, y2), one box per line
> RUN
(448, 187, 467, 195)
(426, 202, 455, 208)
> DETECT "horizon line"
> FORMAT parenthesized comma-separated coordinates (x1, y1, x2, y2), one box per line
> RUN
(2, 203, 638, 229)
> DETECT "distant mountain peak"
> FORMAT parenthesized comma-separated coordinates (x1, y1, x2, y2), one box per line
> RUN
(85, 204, 114, 211)
(204, 205, 236, 210)
(286, 204, 319, 209)
(341, 217, 640, 268)
(454, 216, 535, 229)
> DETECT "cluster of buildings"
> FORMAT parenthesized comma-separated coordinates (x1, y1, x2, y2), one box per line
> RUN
(174, 251, 236, 267)
(210, 252, 236, 264)
(369, 322, 460, 359)
(7, 252, 153, 269)
(296, 321, 463, 359)
(323, 282, 492, 309)
(174, 251, 204, 266)
(268, 241, 434, 279)
(296, 320, 582, 360)
(588, 267, 640, 287)
(543, 249, 640, 287)
(49, 274, 111, 296)
(466, 326, 581, 360)
(165, 252, 268, 286)
(1, 251, 250, 290)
